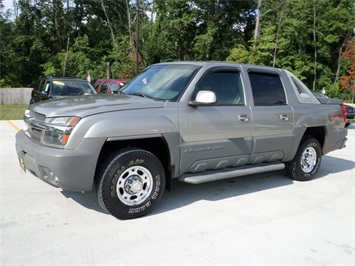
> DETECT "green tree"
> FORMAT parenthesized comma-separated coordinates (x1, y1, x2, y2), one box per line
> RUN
(142, 0, 256, 64)
(226, 44, 250, 63)
(1, 0, 51, 86)
(193, 0, 256, 61)
(142, 0, 197, 63)
(340, 38, 355, 103)
(0, 1, 14, 87)
(1, 0, 354, 94)
(234, 0, 355, 95)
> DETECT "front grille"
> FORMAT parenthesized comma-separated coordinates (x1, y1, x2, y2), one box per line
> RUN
(29, 111, 46, 122)
(25, 111, 46, 142)
(30, 127, 42, 142)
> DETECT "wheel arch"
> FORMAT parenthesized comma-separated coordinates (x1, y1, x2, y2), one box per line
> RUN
(303, 127, 325, 150)
(287, 126, 326, 162)
(94, 134, 178, 191)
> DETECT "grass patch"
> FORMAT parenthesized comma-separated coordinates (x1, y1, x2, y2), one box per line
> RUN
(0, 104, 28, 120)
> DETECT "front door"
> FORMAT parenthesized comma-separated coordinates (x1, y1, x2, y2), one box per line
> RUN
(178, 68, 252, 174)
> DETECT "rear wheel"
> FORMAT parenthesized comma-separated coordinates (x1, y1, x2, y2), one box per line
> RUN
(286, 137, 322, 181)
(97, 148, 165, 220)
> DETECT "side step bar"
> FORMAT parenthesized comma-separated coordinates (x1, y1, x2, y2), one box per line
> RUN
(178, 163, 285, 184)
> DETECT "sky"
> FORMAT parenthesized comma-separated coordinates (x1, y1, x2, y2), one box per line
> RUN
(2, 0, 13, 10)
(2, 0, 16, 20)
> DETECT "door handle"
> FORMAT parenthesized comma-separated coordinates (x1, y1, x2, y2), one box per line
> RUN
(238, 114, 249, 123)
(280, 114, 289, 121)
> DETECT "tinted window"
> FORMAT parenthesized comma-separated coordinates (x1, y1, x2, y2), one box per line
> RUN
(100, 82, 109, 93)
(249, 72, 286, 106)
(197, 71, 244, 105)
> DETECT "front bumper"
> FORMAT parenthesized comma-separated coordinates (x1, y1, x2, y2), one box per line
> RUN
(15, 130, 106, 191)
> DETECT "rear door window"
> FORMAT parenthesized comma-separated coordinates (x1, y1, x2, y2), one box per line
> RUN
(249, 72, 286, 106)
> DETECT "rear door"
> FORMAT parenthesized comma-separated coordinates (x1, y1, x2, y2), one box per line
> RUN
(178, 67, 252, 174)
(248, 71, 294, 163)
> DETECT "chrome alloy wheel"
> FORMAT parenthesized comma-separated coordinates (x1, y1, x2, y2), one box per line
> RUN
(116, 166, 153, 206)
(301, 147, 317, 173)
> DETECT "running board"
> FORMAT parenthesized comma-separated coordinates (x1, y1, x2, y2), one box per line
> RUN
(178, 163, 285, 184)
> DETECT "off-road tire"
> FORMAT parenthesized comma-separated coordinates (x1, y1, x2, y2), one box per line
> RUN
(285, 137, 322, 181)
(97, 148, 165, 220)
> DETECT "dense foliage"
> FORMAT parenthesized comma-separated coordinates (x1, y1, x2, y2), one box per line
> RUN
(1, 0, 354, 102)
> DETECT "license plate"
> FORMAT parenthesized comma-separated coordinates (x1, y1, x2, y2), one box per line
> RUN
(18, 156, 26, 172)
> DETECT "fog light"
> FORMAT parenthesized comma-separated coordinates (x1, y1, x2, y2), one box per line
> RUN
(41, 166, 59, 187)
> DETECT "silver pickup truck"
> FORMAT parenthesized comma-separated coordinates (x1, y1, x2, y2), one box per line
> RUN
(15, 62, 348, 219)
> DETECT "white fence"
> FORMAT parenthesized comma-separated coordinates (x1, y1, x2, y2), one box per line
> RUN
(0, 88, 32, 105)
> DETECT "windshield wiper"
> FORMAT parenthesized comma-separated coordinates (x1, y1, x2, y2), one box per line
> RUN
(125, 91, 149, 99)
(125, 91, 164, 101)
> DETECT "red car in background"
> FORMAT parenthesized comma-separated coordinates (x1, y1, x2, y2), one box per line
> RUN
(94, 79, 127, 94)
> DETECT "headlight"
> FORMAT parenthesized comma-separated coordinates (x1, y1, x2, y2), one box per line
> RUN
(23, 109, 30, 132)
(43, 117, 81, 146)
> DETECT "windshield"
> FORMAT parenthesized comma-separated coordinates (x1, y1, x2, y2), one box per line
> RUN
(120, 64, 200, 101)
(52, 80, 97, 96)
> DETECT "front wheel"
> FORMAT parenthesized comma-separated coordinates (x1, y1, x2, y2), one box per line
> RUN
(97, 148, 165, 220)
(286, 137, 322, 181)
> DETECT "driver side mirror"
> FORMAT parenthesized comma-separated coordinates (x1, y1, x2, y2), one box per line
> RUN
(189, 90, 217, 107)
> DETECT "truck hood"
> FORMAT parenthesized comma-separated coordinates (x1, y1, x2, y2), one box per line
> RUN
(30, 94, 166, 118)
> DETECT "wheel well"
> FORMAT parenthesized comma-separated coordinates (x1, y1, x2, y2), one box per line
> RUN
(95, 137, 172, 189)
(303, 127, 325, 148)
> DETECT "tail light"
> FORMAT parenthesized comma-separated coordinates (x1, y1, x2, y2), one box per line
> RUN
(340, 104, 347, 123)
